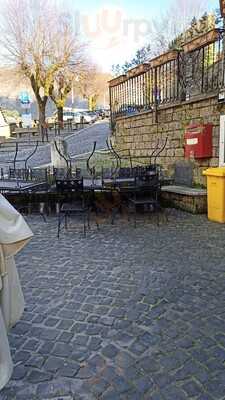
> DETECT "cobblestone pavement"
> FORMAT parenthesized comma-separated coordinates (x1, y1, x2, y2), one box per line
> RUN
(1, 210, 225, 399)
(0, 121, 110, 169)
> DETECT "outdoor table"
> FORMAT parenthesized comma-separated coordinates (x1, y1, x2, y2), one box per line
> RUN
(102, 177, 135, 190)
(83, 178, 103, 191)
(0, 194, 33, 390)
(103, 177, 135, 184)
(53, 177, 136, 193)
(83, 177, 136, 191)
(0, 180, 47, 193)
(83, 178, 134, 192)
(83, 178, 136, 196)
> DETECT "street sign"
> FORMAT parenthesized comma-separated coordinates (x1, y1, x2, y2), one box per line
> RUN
(19, 91, 30, 104)
(220, 0, 225, 17)
(21, 102, 31, 109)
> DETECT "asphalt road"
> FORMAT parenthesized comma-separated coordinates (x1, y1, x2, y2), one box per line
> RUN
(66, 121, 110, 157)
(0, 121, 110, 169)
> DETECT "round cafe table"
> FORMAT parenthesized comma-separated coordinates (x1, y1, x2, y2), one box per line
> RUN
(0, 194, 33, 391)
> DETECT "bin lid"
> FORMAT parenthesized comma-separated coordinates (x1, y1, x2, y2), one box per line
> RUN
(203, 167, 225, 177)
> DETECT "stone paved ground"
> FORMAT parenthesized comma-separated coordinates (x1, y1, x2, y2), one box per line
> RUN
(1, 210, 225, 399)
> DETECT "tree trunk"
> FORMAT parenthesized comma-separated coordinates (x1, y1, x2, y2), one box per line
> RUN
(30, 75, 48, 142)
(57, 106, 63, 127)
(38, 101, 46, 142)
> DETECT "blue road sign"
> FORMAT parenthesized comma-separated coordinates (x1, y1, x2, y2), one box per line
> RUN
(19, 91, 30, 104)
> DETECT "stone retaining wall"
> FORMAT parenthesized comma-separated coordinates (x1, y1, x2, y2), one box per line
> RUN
(114, 94, 224, 186)
(161, 191, 207, 214)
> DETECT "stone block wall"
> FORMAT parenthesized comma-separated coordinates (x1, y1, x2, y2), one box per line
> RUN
(161, 191, 207, 214)
(114, 94, 223, 186)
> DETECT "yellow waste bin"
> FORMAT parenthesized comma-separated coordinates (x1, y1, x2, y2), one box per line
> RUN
(203, 167, 225, 223)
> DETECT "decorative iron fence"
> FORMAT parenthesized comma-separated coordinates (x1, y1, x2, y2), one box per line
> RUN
(109, 29, 224, 120)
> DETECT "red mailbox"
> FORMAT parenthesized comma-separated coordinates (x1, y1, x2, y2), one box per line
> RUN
(184, 123, 213, 159)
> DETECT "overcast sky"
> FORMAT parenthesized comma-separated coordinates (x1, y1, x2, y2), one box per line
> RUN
(67, 0, 219, 72)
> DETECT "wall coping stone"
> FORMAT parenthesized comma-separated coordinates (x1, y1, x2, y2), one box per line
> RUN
(115, 92, 218, 122)
(162, 185, 207, 196)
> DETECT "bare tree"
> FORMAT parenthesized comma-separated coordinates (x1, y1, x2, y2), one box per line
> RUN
(0, 0, 86, 138)
(149, 0, 213, 55)
(49, 70, 73, 125)
(77, 66, 111, 109)
(49, 56, 88, 124)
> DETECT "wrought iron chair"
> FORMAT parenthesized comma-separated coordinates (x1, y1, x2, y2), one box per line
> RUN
(128, 166, 161, 227)
(12, 167, 51, 221)
(56, 177, 90, 238)
(8, 167, 29, 180)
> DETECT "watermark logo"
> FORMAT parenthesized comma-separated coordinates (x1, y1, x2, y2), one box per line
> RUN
(74, 7, 151, 50)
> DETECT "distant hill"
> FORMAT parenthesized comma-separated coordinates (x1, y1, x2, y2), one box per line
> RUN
(0, 67, 111, 118)
(0, 68, 32, 99)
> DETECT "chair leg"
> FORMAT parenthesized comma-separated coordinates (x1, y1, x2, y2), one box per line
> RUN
(56, 202, 60, 215)
(93, 208, 99, 230)
(41, 212, 47, 223)
(127, 211, 130, 222)
(96, 220, 100, 230)
(40, 202, 47, 222)
(83, 213, 86, 237)
(87, 210, 91, 230)
(163, 208, 169, 223)
(157, 210, 160, 226)
(127, 202, 131, 222)
(65, 214, 68, 230)
(93, 206, 100, 230)
(57, 214, 61, 238)
(134, 205, 137, 228)
(28, 202, 32, 215)
(111, 207, 117, 225)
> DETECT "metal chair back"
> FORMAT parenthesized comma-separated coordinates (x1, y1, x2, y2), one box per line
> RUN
(56, 178, 84, 194)
(9, 167, 50, 183)
(9, 168, 29, 180)
(29, 168, 49, 182)
(135, 167, 160, 190)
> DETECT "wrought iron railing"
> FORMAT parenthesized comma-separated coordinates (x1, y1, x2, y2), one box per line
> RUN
(109, 29, 224, 120)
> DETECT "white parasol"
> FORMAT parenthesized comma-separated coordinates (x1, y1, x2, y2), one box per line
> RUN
(0, 194, 33, 390)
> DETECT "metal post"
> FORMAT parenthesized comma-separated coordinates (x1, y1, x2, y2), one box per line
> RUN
(109, 86, 113, 130)
(154, 67, 158, 123)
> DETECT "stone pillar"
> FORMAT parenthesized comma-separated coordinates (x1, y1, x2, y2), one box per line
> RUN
(51, 139, 68, 168)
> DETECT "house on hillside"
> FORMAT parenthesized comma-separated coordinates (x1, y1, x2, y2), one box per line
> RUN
(0, 108, 10, 140)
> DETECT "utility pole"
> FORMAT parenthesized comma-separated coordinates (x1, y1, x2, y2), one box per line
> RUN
(71, 83, 74, 107)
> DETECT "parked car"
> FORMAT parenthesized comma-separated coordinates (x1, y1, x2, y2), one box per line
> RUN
(47, 109, 99, 126)
(79, 112, 94, 124)
(47, 110, 79, 124)
(86, 111, 98, 123)
(73, 112, 83, 124)
(103, 109, 110, 118)
(97, 109, 106, 119)
(62, 110, 74, 122)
